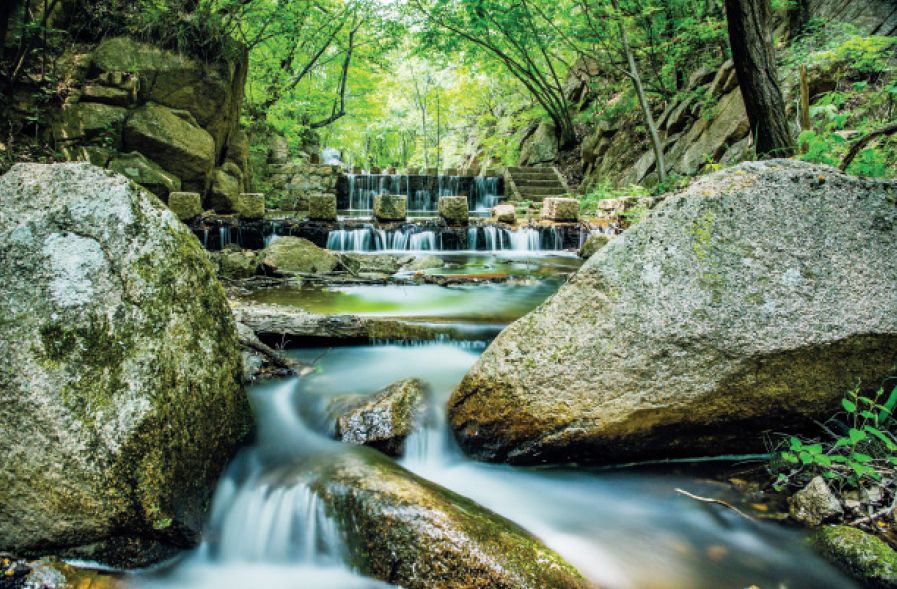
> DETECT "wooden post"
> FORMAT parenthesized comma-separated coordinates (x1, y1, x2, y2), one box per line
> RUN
(799, 65, 810, 131)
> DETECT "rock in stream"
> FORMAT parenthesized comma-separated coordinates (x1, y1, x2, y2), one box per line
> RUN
(450, 160, 897, 464)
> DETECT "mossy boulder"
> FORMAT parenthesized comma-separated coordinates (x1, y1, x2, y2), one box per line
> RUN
(373, 194, 407, 222)
(107, 152, 181, 200)
(333, 379, 428, 456)
(167, 192, 203, 221)
(50, 103, 127, 146)
(123, 102, 215, 188)
(262, 236, 338, 274)
(213, 248, 261, 280)
(578, 232, 610, 260)
(812, 525, 897, 588)
(308, 450, 590, 589)
(309, 193, 338, 221)
(0, 163, 251, 566)
(236, 193, 265, 220)
(450, 160, 897, 464)
(403, 254, 444, 272)
(339, 253, 409, 276)
(207, 167, 241, 213)
(92, 37, 245, 153)
(438, 196, 469, 225)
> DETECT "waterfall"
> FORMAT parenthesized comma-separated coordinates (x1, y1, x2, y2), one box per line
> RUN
(326, 225, 436, 252)
(465, 226, 563, 252)
(472, 177, 500, 213)
(219, 227, 230, 248)
(467, 227, 478, 251)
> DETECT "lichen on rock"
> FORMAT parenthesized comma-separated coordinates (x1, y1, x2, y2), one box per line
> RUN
(0, 162, 251, 566)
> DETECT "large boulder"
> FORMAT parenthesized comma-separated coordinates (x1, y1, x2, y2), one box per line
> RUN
(92, 37, 246, 154)
(123, 103, 215, 189)
(262, 236, 338, 274)
(308, 450, 590, 589)
(449, 160, 897, 464)
(333, 379, 428, 456)
(0, 163, 251, 565)
(813, 525, 897, 588)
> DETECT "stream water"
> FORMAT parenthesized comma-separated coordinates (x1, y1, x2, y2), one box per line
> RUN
(132, 253, 857, 589)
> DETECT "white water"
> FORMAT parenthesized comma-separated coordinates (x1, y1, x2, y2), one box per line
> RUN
(326, 225, 562, 252)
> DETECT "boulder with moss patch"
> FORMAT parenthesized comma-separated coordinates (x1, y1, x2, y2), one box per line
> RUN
(813, 525, 897, 588)
(0, 163, 251, 566)
(333, 379, 428, 456)
(262, 236, 338, 275)
(305, 449, 590, 589)
(107, 152, 181, 200)
(450, 160, 897, 465)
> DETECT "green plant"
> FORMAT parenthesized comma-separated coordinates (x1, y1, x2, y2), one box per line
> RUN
(773, 385, 897, 491)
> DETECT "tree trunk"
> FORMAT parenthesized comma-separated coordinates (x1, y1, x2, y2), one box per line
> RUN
(724, 0, 795, 159)
(0, 0, 20, 65)
(612, 0, 666, 182)
(788, 0, 810, 39)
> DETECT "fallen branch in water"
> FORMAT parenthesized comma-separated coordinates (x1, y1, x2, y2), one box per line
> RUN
(675, 488, 755, 521)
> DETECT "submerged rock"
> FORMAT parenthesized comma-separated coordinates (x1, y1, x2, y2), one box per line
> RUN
(812, 525, 897, 588)
(333, 379, 428, 456)
(403, 254, 444, 272)
(309, 450, 590, 589)
(789, 476, 843, 526)
(449, 160, 897, 464)
(0, 163, 250, 565)
(261, 236, 338, 274)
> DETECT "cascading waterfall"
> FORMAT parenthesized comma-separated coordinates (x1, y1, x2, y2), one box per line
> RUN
(472, 177, 500, 213)
(326, 225, 436, 252)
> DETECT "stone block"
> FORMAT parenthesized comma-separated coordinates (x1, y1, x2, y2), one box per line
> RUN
(373, 194, 407, 222)
(309, 193, 338, 221)
(236, 193, 266, 220)
(167, 191, 203, 220)
(541, 197, 580, 222)
(492, 204, 516, 224)
(108, 151, 181, 200)
(438, 196, 469, 225)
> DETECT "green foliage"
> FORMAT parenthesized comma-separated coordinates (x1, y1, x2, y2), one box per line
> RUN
(579, 180, 650, 215)
(773, 386, 897, 492)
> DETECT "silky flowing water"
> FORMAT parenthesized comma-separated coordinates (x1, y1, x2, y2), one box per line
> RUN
(133, 254, 857, 589)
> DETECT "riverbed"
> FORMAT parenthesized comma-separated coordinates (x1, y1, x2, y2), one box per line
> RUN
(132, 252, 857, 589)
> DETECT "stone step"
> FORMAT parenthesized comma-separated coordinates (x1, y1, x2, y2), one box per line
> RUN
(519, 193, 568, 201)
(512, 179, 566, 188)
(513, 186, 570, 196)
(509, 171, 559, 179)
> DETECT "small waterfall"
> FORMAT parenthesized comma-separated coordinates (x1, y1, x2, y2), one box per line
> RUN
(326, 225, 435, 252)
(219, 226, 230, 248)
(467, 227, 478, 251)
(465, 226, 564, 252)
(472, 177, 500, 213)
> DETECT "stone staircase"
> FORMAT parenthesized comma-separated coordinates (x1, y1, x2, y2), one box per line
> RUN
(504, 166, 570, 202)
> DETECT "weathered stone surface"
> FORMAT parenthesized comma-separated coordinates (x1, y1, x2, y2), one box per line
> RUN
(108, 151, 181, 200)
(307, 450, 590, 589)
(438, 196, 469, 225)
(334, 379, 428, 456)
(261, 236, 338, 274)
(492, 204, 516, 224)
(213, 249, 260, 280)
(339, 253, 407, 276)
(206, 167, 242, 214)
(0, 163, 250, 564)
(167, 191, 203, 221)
(578, 232, 610, 260)
(373, 194, 407, 222)
(518, 122, 558, 166)
(403, 255, 444, 272)
(51, 103, 126, 145)
(80, 84, 132, 107)
(123, 103, 215, 186)
(672, 89, 749, 174)
(92, 37, 245, 153)
(541, 197, 579, 222)
(449, 160, 897, 464)
(813, 526, 897, 589)
(309, 193, 337, 221)
(790, 476, 844, 526)
(236, 193, 265, 220)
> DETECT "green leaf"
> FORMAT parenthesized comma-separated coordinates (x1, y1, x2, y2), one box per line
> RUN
(789, 436, 802, 451)
(860, 410, 876, 420)
(864, 426, 897, 450)
(804, 443, 823, 455)
(842, 398, 857, 413)
(851, 452, 873, 463)
(781, 452, 799, 464)
(799, 451, 813, 464)
(878, 385, 897, 424)
(834, 437, 851, 448)
(849, 428, 867, 444)
(851, 463, 876, 477)
(814, 454, 833, 467)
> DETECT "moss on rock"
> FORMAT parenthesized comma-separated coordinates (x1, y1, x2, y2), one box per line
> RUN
(813, 525, 897, 588)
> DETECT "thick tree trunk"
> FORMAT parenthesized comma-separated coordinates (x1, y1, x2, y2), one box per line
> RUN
(788, 0, 811, 38)
(724, 0, 795, 159)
